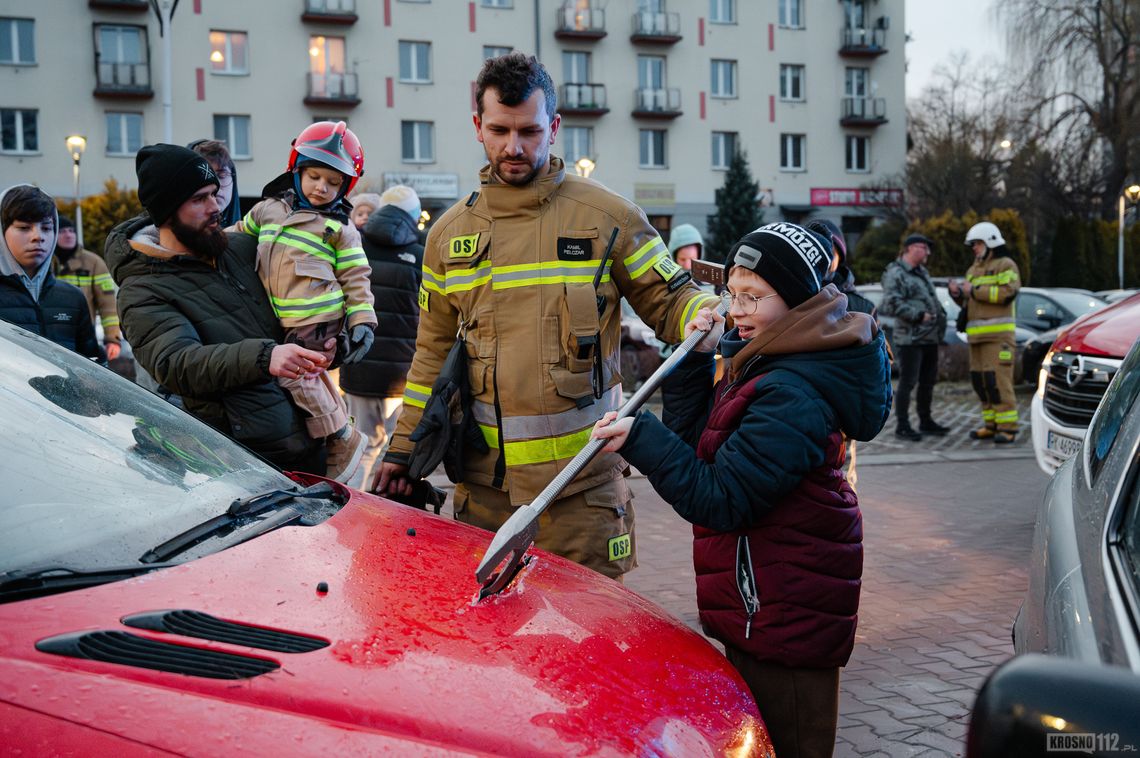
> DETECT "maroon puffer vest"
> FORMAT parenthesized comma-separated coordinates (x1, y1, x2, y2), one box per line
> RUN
(693, 373, 863, 668)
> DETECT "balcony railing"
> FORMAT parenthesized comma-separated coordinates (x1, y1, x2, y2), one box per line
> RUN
(305, 72, 361, 106)
(840, 97, 887, 126)
(632, 87, 681, 118)
(94, 62, 152, 97)
(630, 11, 681, 43)
(559, 83, 609, 115)
(302, 0, 358, 24)
(87, 0, 149, 10)
(839, 27, 887, 56)
(555, 6, 606, 39)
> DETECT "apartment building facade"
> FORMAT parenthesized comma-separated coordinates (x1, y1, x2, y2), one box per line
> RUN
(0, 0, 905, 242)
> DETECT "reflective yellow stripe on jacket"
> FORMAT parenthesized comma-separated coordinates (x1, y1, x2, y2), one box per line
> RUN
(420, 260, 614, 297)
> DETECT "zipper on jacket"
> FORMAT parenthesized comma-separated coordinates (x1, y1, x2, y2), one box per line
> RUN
(491, 363, 506, 489)
(736, 535, 759, 639)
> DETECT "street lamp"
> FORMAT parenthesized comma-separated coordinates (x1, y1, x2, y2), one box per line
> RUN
(65, 135, 87, 248)
(1117, 183, 1140, 290)
(574, 156, 596, 179)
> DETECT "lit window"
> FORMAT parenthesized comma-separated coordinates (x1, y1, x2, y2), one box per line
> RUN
(209, 30, 248, 75)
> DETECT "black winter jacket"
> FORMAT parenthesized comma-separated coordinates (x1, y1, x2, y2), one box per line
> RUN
(339, 205, 423, 398)
(105, 214, 322, 471)
(0, 273, 103, 360)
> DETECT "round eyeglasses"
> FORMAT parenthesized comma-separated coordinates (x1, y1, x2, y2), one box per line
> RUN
(720, 290, 780, 315)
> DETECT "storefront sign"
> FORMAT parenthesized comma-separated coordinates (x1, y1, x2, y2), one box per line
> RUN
(382, 172, 460, 199)
(810, 187, 903, 206)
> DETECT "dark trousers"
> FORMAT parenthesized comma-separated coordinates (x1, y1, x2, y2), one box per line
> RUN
(895, 343, 939, 429)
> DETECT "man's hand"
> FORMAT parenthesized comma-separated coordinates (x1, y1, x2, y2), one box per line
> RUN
(371, 460, 413, 497)
(343, 324, 375, 365)
(105, 342, 122, 361)
(921, 312, 934, 323)
(684, 307, 725, 353)
(269, 343, 330, 380)
(591, 411, 634, 453)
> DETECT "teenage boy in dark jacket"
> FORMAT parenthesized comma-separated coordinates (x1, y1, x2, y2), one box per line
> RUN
(593, 222, 892, 758)
(0, 184, 103, 361)
(107, 144, 335, 474)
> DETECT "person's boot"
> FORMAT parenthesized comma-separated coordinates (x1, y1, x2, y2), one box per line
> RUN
(969, 426, 996, 440)
(919, 419, 950, 436)
(326, 425, 366, 482)
(895, 426, 923, 442)
(993, 430, 1018, 444)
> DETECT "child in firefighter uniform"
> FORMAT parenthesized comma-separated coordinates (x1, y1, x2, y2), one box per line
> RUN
(231, 121, 376, 481)
(592, 222, 892, 758)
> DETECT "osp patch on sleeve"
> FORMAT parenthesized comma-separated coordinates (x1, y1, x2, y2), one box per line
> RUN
(607, 533, 632, 562)
(417, 285, 431, 311)
(652, 254, 683, 283)
(448, 232, 481, 258)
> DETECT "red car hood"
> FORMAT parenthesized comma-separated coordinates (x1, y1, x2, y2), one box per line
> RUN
(0, 490, 765, 756)
(1052, 293, 1140, 357)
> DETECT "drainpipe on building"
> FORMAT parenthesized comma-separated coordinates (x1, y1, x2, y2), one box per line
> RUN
(534, 0, 541, 62)
(150, 0, 179, 142)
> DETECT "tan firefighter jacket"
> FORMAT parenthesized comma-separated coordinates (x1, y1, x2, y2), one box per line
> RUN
(233, 197, 376, 330)
(387, 157, 720, 505)
(54, 247, 121, 343)
(960, 254, 1020, 344)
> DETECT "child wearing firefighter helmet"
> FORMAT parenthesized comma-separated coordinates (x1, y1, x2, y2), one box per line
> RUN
(230, 120, 377, 482)
(592, 222, 892, 758)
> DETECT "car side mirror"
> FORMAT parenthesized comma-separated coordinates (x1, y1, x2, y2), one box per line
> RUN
(967, 654, 1140, 757)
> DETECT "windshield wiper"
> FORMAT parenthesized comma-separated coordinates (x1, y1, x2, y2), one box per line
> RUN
(139, 482, 339, 564)
(0, 563, 178, 603)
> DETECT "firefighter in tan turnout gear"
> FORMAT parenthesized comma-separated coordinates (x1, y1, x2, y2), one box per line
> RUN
(949, 222, 1021, 443)
(373, 54, 718, 580)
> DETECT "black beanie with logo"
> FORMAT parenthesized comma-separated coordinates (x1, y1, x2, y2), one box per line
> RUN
(135, 143, 219, 226)
(728, 222, 832, 308)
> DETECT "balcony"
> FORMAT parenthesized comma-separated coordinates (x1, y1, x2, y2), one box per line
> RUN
(839, 27, 887, 57)
(302, 0, 358, 25)
(840, 97, 887, 127)
(631, 88, 681, 119)
(630, 11, 681, 44)
(559, 83, 609, 115)
(555, 6, 606, 40)
(87, 0, 148, 10)
(305, 72, 361, 107)
(94, 62, 152, 99)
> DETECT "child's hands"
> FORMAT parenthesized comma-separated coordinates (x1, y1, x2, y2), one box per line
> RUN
(269, 343, 330, 380)
(684, 307, 725, 352)
(592, 411, 634, 453)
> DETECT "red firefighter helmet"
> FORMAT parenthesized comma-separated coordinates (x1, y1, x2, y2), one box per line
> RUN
(287, 121, 365, 194)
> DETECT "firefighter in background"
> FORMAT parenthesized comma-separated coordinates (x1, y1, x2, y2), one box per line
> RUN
(54, 214, 121, 360)
(949, 222, 1021, 443)
(373, 53, 719, 580)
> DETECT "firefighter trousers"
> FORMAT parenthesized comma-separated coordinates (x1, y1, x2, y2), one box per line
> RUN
(968, 340, 1018, 433)
(454, 477, 637, 581)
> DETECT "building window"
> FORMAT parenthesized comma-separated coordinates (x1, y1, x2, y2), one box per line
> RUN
(0, 108, 36, 153)
(401, 120, 434, 163)
(639, 129, 666, 168)
(106, 112, 143, 156)
(709, 0, 735, 24)
(846, 135, 869, 172)
(213, 114, 251, 159)
(845, 66, 869, 97)
(710, 59, 736, 99)
(481, 0, 512, 7)
(711, 131, 737, 170)
(778, 0, 803, 28)
(563, 51, 590, 84)
(844, 0, 867, 29)
(780, 133, 805, 171)
(561, 126, 593, 165)
(0, 18, 34, 65)
(209, 30, 248, 75)
(399, 40, 431, 83)
(483, 45, 511, 59)
(779, 64, 804, 101)
(95, 25, 149, 90)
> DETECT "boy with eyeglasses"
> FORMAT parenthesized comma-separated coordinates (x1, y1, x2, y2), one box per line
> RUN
(593, 221, 891, 758)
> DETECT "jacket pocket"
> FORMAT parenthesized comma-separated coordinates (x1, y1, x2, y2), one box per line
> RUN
(562, 283, 601, 373)
(294, 256, 336, 281)
(549, 365, 594, 403)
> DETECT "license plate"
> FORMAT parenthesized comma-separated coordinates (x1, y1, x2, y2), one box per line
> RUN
(1047, 430, 1082, 459)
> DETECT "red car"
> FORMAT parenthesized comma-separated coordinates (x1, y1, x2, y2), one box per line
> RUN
(0, 321, 769, 756)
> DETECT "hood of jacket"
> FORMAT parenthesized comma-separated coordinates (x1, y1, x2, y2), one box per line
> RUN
(0, 184, 57, 295)
(720, 284, 890, 441)
(362, 204, 420, 248)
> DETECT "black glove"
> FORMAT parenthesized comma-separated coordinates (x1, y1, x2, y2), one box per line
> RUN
(343, 324, 375, 365)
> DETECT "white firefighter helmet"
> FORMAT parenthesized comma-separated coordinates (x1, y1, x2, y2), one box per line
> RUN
(964, 221, 1006, 249)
